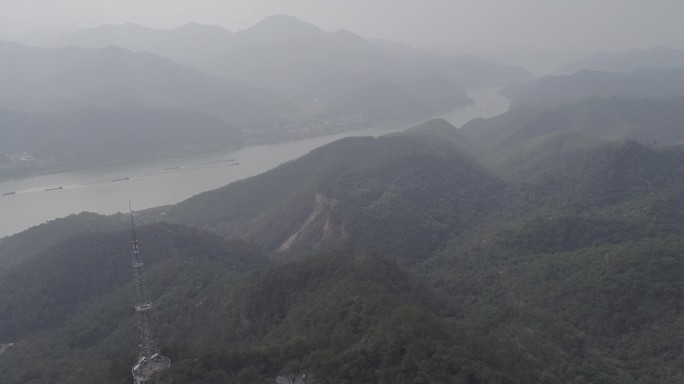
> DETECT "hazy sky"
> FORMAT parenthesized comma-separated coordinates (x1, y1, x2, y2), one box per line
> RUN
(1, 0, 683, 54)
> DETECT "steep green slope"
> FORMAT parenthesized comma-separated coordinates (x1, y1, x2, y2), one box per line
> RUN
(516, 140, 684, 210)
(0, 222, 267, 383)
(2, 243, 624, 384)
(4, 113, 684, 383)
(159, 250, 620, 384)
(0, 222, 265, 341)
(429, 218, 684, 383)
(403, 140, 684, 383)
(167, 120, 503, 259)
(0, 212, 125, 272)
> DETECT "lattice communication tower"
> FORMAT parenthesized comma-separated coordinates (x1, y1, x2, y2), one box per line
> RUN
(129, 205, 171, 384)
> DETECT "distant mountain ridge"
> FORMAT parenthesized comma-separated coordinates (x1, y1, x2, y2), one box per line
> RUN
(0, 106, 241, 172)
(43, 15, 534, 87)
(463, 96, 684, 148)
(234, 14, 327, 46)
(43, 22, 236, 66)
(460, 95, 684, 178)
(1, 16, 532, 144)
(0, 40, 292, 130)
(41, 15, 534, 105)
(201, 27, 534, 103)
(501, 66, 684, 108)
(43, 16, 326, 63)
(0, 21, 510, 179)
(558, 47, 684, 74)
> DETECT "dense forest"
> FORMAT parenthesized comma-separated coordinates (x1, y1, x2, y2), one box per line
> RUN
(2, 90, 684, 383)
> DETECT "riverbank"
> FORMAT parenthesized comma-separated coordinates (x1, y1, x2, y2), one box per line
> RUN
(0, 87, 506, 184)
(0, 87, 509, 238)
(0, 119, 401, 184)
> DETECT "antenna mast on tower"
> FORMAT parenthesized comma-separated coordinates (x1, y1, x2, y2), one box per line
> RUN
(129, 203, 170, 384)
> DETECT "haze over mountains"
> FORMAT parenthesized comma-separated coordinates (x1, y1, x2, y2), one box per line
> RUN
(4, 5, 684, 384)
(501, 66, 684, 108)
(43, 15, 327, 67)
(44, 22, 236, 66)
(0, 40, 290, 127)
(0, 107, 241, 175)
(0, 15, 537, 178)
(558, 47, 684, 74)
(37, 15, 534, 113)
(42, 15, 534, 94)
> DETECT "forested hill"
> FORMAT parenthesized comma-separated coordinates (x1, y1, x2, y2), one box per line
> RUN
(0, 41, 291, 130)
(3, 114, 684, 382)
(0, 107, 242, 176)
(165, 119, 503, 259)
(0, 222, 268, 383)
(460, 95, 684, 178)
(159, 114, 684, 382)
(501, 66, 684, 108)
(0, 212, 126, 272)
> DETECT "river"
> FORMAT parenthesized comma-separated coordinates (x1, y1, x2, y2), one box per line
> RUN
(0, 87, 509, 238)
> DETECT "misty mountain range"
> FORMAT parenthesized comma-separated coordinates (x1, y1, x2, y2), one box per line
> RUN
(0, 107, 240, 171)
(0, 15, 540, 178)
(557, 46, 684, 74)
(43, 15, 534, 96)
(30, 15, 536, 103)
(3, 15, 684, 180)
(5, 15, 684, 182)
(4, 3, 684, 383)
(43, 15, 325, 67)
(0, 40, 291, 127)
(501, 66, 684, 108)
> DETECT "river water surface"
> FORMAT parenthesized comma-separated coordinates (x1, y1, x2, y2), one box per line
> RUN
(0, 87, 509, 238)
